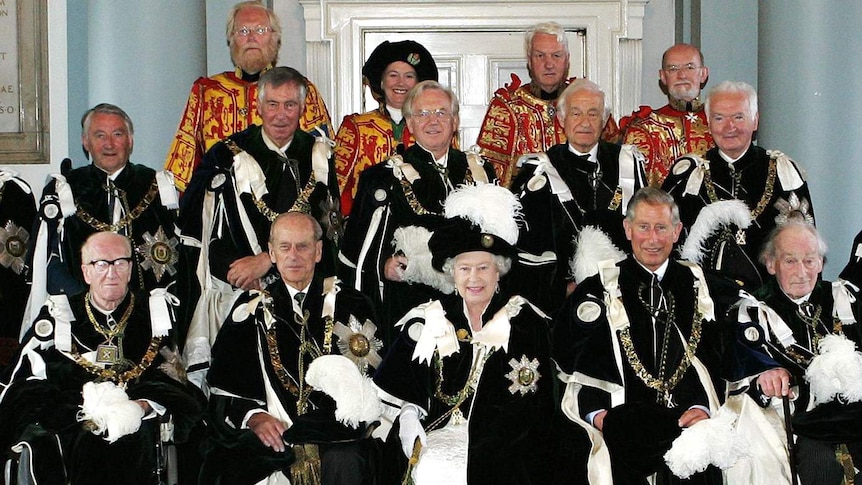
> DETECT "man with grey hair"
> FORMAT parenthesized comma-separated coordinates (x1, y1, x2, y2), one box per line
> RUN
(510, 78, 646, 313)
(554, 186, 724, 484)
(339, 80, 497, 341)
(729, 221, 862, 484)
(476, 22, 619, 185)
(164, 0, 331, 192)
(29, 103, 180, 318)
(662, 80, 814, 290)
(179, 67, 340, 382)
(618, 43, 714, 185)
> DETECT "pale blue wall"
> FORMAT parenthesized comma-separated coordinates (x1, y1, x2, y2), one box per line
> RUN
(759, 1, 862, 278)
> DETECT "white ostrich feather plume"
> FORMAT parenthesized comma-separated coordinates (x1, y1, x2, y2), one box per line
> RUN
(681, 199, 752, 264)
(393, 226, 455, 294)
(443, 184, 522, 245)
(806, 334, 862, 405)
(77, 381, 144, 443)
(665, 406, 749, 478)
(306, 355, 383, 428)
(570, 226, 625, 284)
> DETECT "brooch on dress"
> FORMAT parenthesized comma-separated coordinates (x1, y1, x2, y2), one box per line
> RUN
(505, 354, 541, 395)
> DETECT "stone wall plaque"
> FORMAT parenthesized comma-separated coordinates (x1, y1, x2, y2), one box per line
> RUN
(0, 0, 49, 164)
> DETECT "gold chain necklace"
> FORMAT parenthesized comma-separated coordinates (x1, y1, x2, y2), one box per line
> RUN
(427, 345, 492, 431)
(703, 154, 776, 222)
(84, 292, 136, 342)
(76, 181, 160, 232)
(618, 289, 703, 406)
(70, 338, 161, 385)
(264, 306, 335, 415)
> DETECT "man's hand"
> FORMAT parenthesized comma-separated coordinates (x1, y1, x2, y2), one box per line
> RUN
(248, 413, 287, 453)
(593, 410, 608, 431)
(384, 255, 408, 282)
(756, 367, 793, 398)
(227, 253, 272, 290)
(135, 400, 152, 415)
(678, 408, 709, 428)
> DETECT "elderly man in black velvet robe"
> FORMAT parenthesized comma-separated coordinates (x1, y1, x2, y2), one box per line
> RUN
(0, 232, 204, 484)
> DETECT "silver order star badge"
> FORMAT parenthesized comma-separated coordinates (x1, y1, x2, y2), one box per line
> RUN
(0, 220, 29, 275)
(505, 354, 541, 395)
(136, 227, 179, 282)
(332, 315, 383, 374)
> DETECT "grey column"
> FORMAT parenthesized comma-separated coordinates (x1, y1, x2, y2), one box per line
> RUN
(759, 1, 862, 278)
(87, 0, 206, 171)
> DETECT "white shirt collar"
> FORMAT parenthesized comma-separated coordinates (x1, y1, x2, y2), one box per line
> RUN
(718, 146, 750, 165)
(387, 105, 403, 124)
(98, 164, 126, 181)
(635, 258, 670, 280)
(262, 130, 293, 156)
(567, 143, 599, 163)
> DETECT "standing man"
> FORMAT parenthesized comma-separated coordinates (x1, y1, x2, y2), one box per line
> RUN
(180, 67, 340, 380)
(619, 44, 714, 185)
(164, 0, 331, 192)
(662, 81, 814, 289)
(339, 80, 496, 342)
(554, 187, 723, 484)
(201, 212, 381, 484)
(0, 170, 35, 365)
(476, 22, 619, 185)
(511, 79, 646, 314)
(29, 104, 180, 327)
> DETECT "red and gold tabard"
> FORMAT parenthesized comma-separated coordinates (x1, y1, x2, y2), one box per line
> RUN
(334, 108, 415, 216)
(164, 66, 332, 191)
(476, 74, 620, 186)
(619, 101, 713, 186)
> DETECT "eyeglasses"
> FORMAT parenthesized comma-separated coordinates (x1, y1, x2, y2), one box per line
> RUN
(413, 109, 452, 121)
(89, 257, 133, 274)
(663, 63, 702, 73)
(233, 26, 271, 37)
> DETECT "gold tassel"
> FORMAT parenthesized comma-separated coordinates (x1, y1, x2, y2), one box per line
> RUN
(401, 438, 422, 485)
(290, 444, 322, 485)
(836, 444, 855, 485)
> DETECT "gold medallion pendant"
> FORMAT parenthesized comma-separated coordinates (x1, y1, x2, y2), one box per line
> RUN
(95, 343, 119, 365)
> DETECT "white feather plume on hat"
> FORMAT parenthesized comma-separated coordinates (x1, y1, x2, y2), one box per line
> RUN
(570, 226, 626, 284)
(77, 381, 145, 443)
(392, 226, 456, 294)
(681, 199, 752, 264)
(443, 183, 522, 245)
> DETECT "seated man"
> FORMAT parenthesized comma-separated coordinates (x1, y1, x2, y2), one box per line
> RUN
(0, 232, 204, 485)
(201, 212, 381, 485)
(662, 81, 814, 290)
(553, 187, 723, 484)
(731, 221, 862, 484)
(511, 78, 646, 314)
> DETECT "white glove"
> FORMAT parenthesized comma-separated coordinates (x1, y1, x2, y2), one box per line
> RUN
(398, 403, 427, 458)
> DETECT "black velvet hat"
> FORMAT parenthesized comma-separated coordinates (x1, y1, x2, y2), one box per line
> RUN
(429, 217, 517, 271)
(362, 40, 438, 100)
(427, 184, 522, 271)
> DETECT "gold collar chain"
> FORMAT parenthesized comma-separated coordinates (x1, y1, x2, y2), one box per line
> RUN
(618, 289, 703, 407)
(70, 337, 162, 386)
(427, 345, 492, 431)
(76, 181, 160, 233)
(84, 292, 136, 342)
(703, 154, 777, 222)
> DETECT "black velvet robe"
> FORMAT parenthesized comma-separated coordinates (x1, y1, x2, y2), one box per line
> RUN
(510, 141, 645, 315)
(553, 257, 724, 484)
(373, 292, 556, 485)
(662, 144, 815, 289)
(38, 162, 179, 296)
